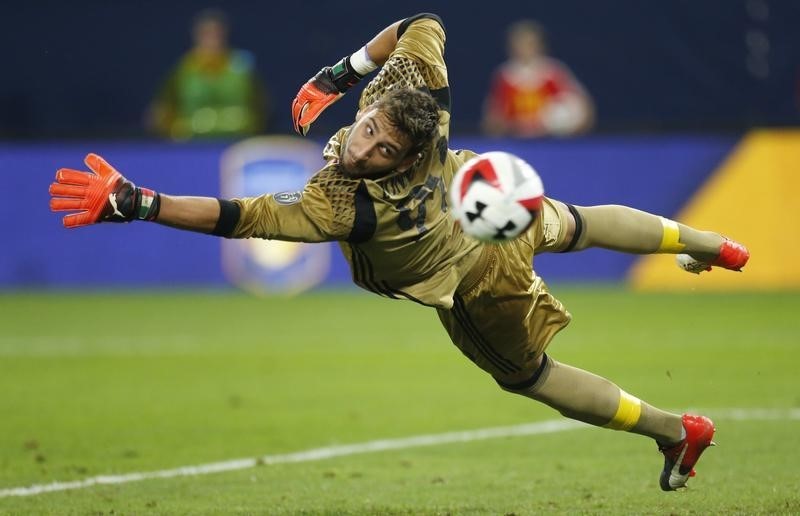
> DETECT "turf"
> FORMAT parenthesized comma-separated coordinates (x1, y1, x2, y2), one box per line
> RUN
(0, 288, 798, 514)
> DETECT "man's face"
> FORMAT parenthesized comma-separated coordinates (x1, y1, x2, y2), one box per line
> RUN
(509, 29, 544, 62)
(340, 108, 416, 178)
(194, 20, 227, 54)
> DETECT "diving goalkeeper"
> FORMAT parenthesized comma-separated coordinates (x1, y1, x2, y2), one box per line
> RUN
(49, 13, 748, 491)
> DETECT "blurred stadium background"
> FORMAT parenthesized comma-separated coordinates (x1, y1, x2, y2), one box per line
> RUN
(2, 0, 799, 137)
(2, 0, 799, 513)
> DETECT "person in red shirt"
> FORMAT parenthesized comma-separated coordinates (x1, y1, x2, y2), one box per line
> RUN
(482, 20, 594, 137)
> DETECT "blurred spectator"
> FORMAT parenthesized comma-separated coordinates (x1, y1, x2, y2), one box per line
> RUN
(146, 9, 269, 140)
(482, 20, 594, 137)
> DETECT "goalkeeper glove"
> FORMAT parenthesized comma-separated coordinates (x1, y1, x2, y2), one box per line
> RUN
(49, 153, 160, 228)
(291, 55, 367, 136)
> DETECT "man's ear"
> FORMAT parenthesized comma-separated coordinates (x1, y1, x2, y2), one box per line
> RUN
(397, 152, 422, 173)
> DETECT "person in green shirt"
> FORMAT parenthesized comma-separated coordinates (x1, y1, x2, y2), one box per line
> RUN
(147, 9, 269, 140)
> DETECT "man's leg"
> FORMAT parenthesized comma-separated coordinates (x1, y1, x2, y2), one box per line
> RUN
(573, 204, 722, 258)
(499, 354, 716, 491)
(498, 354, 683, 443)
(444, 229, 715, 490)
(542, 200, 749, 272)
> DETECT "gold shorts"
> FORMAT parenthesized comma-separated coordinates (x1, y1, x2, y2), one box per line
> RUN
(537, 196, 574, 253)
(436, 198, 572, 388)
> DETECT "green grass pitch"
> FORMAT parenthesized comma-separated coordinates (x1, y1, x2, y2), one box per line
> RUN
(1, 287, 798, 514)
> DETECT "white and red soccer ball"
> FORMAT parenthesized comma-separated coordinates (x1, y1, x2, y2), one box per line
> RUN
(449, 151, 544, 243)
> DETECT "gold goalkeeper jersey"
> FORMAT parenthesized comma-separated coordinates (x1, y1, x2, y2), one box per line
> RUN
(232, 16, 483, 308)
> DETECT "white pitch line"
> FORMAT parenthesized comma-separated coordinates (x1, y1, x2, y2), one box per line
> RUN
(0, 419, 584, 498)
(2, 407, 798, 498)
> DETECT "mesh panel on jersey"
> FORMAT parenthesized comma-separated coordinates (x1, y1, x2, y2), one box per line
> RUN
(360, 57, 429, 108)
(322, 130, 345, 162)
(307, 165, 359, 237)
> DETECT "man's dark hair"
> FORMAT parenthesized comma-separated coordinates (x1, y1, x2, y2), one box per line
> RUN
(374, 88, 440, 156)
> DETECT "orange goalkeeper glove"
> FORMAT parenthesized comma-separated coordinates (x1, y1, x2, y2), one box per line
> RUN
(49, 153, 160, 228)
(291, 56, 366, 136)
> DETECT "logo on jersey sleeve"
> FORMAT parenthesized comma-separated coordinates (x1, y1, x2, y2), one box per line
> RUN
(274, 191, 303, 205)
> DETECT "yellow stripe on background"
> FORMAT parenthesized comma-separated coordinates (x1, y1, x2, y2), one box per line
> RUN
(630, 129, 800, 291)
(604, 391, 642, 431)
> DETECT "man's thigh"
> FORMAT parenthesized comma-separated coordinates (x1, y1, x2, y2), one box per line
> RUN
(438, 242, 571, 385)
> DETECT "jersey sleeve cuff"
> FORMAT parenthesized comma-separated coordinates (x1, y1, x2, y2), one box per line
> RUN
(397, 13, 445, 38)
(212, 199, 241, 237)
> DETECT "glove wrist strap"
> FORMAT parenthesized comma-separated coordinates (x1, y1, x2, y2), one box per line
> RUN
(135, 187, 161, 221)
(330, 56, 365, 92)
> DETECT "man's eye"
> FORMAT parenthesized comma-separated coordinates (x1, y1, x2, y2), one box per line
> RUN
(366, 127, 373, 136)
(380, 145, 391, 156)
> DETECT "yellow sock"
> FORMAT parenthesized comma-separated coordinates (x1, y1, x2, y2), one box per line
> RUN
(658, 217, 686, 253)
(604, 390, 642, 431)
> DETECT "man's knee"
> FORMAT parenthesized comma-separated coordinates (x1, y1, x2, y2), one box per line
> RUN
(493, 353, 551, 395)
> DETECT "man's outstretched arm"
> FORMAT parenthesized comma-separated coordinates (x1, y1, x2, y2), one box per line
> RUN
(49, 153, 339, 242)
(291, 13, 442, 135)
(156, 195, 227, 234)
(290, 19, 399, 135)
(49, 153, 237, 235)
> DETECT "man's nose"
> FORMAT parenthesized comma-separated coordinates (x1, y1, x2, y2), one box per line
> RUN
(352, 145, 371, 161)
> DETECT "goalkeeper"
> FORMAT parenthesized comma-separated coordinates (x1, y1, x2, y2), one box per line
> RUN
(49, 13, 748, 492)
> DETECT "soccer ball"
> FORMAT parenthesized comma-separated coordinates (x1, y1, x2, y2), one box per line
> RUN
(449, 151, 544, 243)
